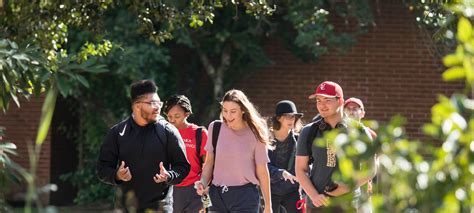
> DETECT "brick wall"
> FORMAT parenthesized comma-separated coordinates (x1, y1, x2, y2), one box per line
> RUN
(0, 96, 51, 204)
(237, 1, 464, 139)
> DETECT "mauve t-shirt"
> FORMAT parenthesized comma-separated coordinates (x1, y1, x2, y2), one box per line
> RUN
(205, 121, 269, 186)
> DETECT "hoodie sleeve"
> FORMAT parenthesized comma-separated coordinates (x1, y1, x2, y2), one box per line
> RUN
(165, 124, 191, 185)
(267, 149, 285, 181)
(96, 126, 121, 185)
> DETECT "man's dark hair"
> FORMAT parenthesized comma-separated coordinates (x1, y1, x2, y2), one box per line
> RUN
(130, 80, 158, 103)
(163, 95, 192, 114)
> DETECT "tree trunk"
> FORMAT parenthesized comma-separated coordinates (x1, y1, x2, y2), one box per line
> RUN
(198, 44, 231, 122)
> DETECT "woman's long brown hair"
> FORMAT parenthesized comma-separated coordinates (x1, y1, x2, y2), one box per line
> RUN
(220, 89, 270, 146)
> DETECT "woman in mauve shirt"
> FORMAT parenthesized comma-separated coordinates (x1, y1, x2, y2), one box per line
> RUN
(195, 89, 273, 213)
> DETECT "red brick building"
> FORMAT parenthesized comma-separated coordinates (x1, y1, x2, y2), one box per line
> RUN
(237, 1, 463, 139)
(0, 1, 464, 205)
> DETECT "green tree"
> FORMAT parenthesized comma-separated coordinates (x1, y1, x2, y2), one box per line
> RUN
(0, 0, 376, 209)
(167, 0, 373, 121)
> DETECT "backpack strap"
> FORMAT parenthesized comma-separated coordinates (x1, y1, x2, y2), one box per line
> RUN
(206, 121, 222, 186)
(306, 120, 321, 165)
(212, 121, 222, 157)
(195, 127, 203, 165)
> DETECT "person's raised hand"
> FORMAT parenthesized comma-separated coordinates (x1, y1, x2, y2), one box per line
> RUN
(116, 161, 132, 181)
(153, 162, 170, 183)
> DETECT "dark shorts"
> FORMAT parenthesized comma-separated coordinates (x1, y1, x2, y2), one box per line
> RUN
(208, 183, 260, 213)
(271, 190, 301, 213)
(173, 184, 203, 212)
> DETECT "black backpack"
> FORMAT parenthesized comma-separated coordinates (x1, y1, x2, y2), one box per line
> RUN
(305, 117, 347, 165)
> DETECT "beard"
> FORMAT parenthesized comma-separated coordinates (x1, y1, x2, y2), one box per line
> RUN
(140, 109, 159, 124)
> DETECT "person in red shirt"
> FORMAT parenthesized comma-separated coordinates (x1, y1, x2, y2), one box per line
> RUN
(164, 95, 208, 212)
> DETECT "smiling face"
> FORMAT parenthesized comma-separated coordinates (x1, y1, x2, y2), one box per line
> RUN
(134, 93, 162, 124)
(221, 101, 245, 130)
(316, 95, 342, 119)
(166, 105, 189, 129)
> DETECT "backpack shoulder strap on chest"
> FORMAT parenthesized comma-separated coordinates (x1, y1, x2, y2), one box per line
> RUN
(306, 119, 322, 164)
(195, 127, 203, 165)
(212, 121, 222, 157)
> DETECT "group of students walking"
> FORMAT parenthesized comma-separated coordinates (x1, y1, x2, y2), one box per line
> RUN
(96, 79, 377, 213)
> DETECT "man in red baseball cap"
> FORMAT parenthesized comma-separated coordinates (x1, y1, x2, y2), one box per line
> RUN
(344, 97, 378, 212)
(344, 97, 377, 139)
(307, 81, 344, 126)
(296, 81, 349, 212)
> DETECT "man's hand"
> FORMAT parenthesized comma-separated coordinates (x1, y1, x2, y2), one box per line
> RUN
(310, 193, 329, 207)
(116, 161, 132, 181)
(153, 162, 170, 183)
(282, 170, 298, 184)
(324, 183, 350, 197)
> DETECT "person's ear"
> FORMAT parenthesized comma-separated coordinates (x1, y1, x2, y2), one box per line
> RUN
(133, 102, 140, 111)
(338, 97, 344, 106)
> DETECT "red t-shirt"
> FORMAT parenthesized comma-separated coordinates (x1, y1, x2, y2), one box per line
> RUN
(175, 123, 208, 187)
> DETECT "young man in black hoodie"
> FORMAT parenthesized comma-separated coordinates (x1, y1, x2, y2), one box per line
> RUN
(97, 79, 190, 212)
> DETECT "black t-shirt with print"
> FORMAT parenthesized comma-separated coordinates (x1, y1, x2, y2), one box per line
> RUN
(296, 118, 346, 195)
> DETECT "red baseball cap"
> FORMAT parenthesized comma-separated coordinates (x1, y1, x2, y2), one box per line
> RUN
(308, 81, 344, 100)
(344, 97, 364, 110)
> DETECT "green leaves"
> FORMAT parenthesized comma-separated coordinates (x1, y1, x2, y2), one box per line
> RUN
(441, 16, 474, 95)
(190, 14, 204, 28)
(53, 55, 109, 97)
(0, 39, 49, 111)
(35, 88, 57, 145)
(457, 17, 472, 43)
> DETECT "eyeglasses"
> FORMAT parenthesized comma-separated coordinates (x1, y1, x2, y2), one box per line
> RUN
(137, 100, 163, 107)
(344, 107, 362, 112)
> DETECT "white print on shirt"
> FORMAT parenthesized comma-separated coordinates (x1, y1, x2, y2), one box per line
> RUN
(183, 138, 196, 149)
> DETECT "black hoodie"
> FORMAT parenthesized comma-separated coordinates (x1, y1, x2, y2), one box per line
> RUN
(97, 116, 190, 211)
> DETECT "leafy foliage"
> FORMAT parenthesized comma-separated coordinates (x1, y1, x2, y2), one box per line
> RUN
(0, 39, 48, 111)
(0, 127, 29, 212)
(318, 3, 474, 211)
(1, 0, 374, 207)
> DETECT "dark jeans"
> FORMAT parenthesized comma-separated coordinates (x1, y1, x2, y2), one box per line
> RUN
(271, 190, 301, 213)
(173, 185, 203, 213)
(208, 184, 260, 213)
